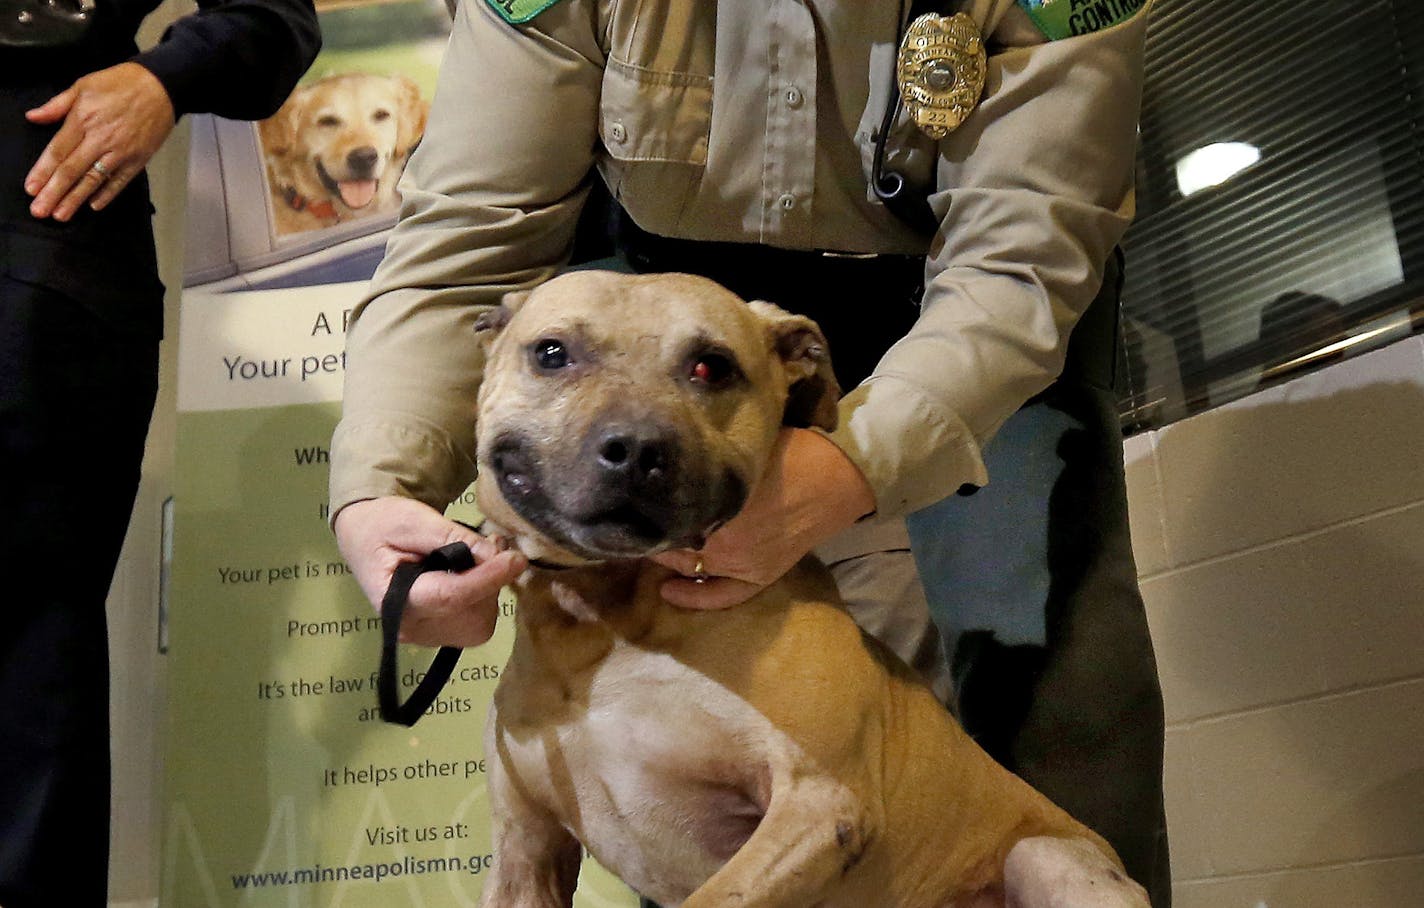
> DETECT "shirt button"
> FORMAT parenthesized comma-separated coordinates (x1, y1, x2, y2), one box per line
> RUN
(778, 193, 797, 210)
(784, 86, 804, 109)
(608, 122, 628, 144)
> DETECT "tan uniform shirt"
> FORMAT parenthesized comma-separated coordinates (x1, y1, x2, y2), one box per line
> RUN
(330, 0, 1151, 520)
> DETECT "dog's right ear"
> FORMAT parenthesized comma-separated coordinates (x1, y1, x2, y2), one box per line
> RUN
(747, 301, 841, 432)
(473, 289, 532, 349)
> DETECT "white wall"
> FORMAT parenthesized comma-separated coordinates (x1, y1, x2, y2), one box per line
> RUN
(1125, 336, 1424, 907)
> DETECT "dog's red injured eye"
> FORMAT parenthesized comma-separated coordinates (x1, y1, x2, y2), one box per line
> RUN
(690, 354, 734, 385)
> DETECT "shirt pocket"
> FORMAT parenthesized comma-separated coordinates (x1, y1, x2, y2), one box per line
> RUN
(597, 57, 712, 227)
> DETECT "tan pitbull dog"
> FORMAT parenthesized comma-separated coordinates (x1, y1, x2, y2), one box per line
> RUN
(470, 271, 1149, 908)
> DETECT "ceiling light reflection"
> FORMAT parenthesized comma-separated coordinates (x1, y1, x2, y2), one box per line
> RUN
(1175, 141, 1262, 197)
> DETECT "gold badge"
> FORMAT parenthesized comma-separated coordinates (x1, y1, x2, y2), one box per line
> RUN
(896, 12, 987, 139)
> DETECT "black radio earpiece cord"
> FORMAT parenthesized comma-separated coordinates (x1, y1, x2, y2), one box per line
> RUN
(376, 541, 473, 727)
(872, 0, 942, 235)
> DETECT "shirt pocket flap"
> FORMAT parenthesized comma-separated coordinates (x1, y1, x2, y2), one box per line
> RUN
(600, 58, 712, 165)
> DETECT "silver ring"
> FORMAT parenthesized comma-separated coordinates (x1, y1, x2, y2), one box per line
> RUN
(91, 160, 110, 178)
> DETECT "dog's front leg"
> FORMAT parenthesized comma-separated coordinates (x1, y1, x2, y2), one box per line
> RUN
(1002, 837, 1149, 908)
(681, 774, 875, 908)
(478, 743, 582, 908)
(479, 812, 581, 907)
(479, 788, 581, 907)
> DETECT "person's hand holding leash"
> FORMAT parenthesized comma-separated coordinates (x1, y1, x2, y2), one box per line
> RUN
(653, 427, 875, 609)
(24, 62, 176, 222)
(335, 496, 528, 647)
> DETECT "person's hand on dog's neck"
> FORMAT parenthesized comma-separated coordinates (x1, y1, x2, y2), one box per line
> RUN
(650, 427, 875, 610)
(334, 496, 528, 648)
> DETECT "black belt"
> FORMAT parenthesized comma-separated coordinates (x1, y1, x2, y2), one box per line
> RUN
(617, 211, 1123, 399)
(0, 0, 94, 48)
(617, 210, 925, 304)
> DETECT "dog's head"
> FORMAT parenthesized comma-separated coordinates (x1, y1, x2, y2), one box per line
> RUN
(473, 271, 840, 566)
(258, 72, 428, 214)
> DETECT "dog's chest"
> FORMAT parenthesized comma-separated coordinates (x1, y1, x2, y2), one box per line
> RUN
(491, 642, 793, 898)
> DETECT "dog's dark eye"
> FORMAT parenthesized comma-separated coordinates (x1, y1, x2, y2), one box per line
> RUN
(689, 352, 737, 387)
(372, 108, 392, 123)
(532, 339, 571, 371)
(316, 114, 341, 128)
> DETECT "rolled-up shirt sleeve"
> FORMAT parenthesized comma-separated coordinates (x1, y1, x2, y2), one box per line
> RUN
(829, 7, 1149, 516)
(329, 0, 606, 518)
(133, 0, 322, 120)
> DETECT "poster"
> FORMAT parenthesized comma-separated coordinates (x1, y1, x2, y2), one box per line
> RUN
(160, 1, 639, 904)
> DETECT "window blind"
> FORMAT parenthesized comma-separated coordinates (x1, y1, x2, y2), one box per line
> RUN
(1118, 0, 1424, 431)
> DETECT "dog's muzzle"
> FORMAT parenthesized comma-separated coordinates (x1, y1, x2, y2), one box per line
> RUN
(488, 423, 744, 559)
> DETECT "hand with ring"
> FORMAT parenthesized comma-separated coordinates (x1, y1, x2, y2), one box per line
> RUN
(651, 427, 876, 610)
(24, 61, 177, 222)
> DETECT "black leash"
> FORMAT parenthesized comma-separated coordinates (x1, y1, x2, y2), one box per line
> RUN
(377, 541, 474, 727)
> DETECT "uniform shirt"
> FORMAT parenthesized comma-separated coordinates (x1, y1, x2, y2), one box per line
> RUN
(331, 0, 1151, 520)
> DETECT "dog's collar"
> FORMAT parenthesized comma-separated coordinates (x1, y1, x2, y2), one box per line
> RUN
(280, 185, 339, 222)
(463, 518, 587, 573)
(527, 556, 579, 573)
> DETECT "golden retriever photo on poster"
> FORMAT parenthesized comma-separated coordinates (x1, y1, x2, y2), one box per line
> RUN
(258, 72, 430, 235)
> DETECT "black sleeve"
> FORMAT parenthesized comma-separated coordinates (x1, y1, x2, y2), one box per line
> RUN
(131, 0, 322, 120)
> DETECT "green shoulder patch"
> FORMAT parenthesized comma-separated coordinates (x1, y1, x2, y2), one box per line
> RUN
(1017, 0, 1147, 41)
(483, 0, 568, 25)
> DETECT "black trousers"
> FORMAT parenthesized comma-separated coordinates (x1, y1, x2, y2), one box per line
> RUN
(0, 273, 159, 907)
(906, 379, 1171, 906)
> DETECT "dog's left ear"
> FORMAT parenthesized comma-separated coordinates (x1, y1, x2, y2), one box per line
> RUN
(473, 289, 532, 350)
(747, 301, 841, 431)
(393, 75, 430, 158)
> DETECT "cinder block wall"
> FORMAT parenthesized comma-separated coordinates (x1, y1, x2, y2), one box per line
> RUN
(1124, 336, 1424, 907)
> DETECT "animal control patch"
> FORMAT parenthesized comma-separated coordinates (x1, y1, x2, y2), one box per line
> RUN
(484, 0, 567, 25)
(1017, 0, 1147, 40)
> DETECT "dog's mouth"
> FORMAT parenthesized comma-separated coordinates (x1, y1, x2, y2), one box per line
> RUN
(496, 472, 683, 561)
(315, 160, 379, 211)
(581, 504, 670, 549)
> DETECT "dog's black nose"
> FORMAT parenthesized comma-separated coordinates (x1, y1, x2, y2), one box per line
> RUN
(347, 146, 379, 173)
(594, 424, 675, 488)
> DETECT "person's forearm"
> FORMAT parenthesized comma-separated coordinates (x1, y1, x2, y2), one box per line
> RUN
(833, 9, 1149, 516)
(332, 0, 606, 515)
(134, 0, 320, 120)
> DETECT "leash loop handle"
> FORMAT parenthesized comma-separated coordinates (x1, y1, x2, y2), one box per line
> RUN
(377, 541, 475, 727)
